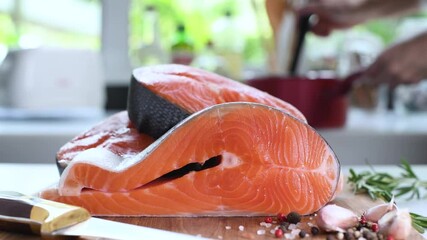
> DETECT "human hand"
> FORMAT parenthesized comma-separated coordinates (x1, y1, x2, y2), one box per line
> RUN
(298, 0, 419, 36)
(362, 32, 427, 87)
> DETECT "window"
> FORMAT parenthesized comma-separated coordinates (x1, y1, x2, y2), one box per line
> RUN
(0, 0, 101, 50)
(128, 0, 272, 80)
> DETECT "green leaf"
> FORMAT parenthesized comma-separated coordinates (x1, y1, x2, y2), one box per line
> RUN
(412, 222, 425, 234)
(399, 159, 418, 179)
(395, 186, 414, 197)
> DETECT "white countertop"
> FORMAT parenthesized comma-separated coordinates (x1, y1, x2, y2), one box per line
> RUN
(1, 108, 427, 165)
(0, 163, 426, 237)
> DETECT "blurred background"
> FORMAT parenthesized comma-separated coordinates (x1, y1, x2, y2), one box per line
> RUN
(1, 0, 427, 109)
(1, 0, 427, 165)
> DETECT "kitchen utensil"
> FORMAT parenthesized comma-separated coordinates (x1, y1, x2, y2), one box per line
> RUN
(246, 71, 363, 128)
(0, 191, 204, 239)
(274, 8, 297, 75)
(265, 0, 292, 74)
(290, 14, 311, 75)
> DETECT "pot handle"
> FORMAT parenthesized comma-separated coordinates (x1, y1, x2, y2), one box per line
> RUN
(323, 70, 365, 98)
(337, 70, 365, 95)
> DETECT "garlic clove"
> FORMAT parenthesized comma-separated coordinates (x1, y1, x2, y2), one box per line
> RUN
(315, 204, 359, 232)
(364, 196, 397, 223)
(378, 209, 412, 240)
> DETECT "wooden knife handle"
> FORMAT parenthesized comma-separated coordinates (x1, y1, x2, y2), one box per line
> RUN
(0, 191, 90, 235)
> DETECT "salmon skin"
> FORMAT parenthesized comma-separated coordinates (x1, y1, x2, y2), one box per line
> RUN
(41, 102, 341, 216)
(128, 64, 306, 138)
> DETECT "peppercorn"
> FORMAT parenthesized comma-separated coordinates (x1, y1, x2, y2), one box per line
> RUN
(275, 228, 284, 238)
(360, 215, 367, 225)
(265, 216, 273, 223)
(310, 226, 320, 235)
(326, 234, 335, 240)
(362, 229, 370, 238)
(354, 230, 361, 238)
(299, 230, 307, 238)
(279, 225, 287, 232)
(365, 231, 378, 240)
(343, 231, 351, 240)
(280, 222, 289, 231)
(277, 212, 287, 223)
(286, 212, 301, 224)
(371, 223, 379, 232)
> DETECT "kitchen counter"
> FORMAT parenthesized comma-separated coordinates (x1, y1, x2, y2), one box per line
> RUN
(0, 163, 425, 239)
(320, 108, 427, 165)
(1, 108, 427, 165)
(0, 113, 105, 164)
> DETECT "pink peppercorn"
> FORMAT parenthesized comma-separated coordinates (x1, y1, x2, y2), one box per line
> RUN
(275, 228, 284, 238)
(265, 216, 273, 223)
(371, 223, 379, 232)
(277, 213, 287, 223)
(360, 215, 367, 225)
(386, 236, 395, 240)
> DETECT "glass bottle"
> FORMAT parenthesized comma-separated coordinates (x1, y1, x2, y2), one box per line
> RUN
(192, 40, 226, 75)
(134, 5, 167, 66)
(171, 24, 194, 65)
(212, 10, 244, 80)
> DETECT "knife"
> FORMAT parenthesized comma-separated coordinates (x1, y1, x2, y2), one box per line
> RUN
(0, 191, 206, 239)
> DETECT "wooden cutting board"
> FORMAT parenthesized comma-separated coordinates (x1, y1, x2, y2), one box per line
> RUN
(0, 184, 424, 240)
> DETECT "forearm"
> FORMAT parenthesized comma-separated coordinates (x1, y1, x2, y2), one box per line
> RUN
(364, 29, 427, 86)
(409, 29, 427, 49)
(365, 0, 419, 20)
(299, 0, 424, 36)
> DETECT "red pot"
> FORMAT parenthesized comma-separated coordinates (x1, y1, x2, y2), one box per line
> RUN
(246, 73, 361, 128)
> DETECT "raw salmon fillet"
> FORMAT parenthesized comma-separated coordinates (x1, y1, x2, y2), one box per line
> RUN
(55, 111, 154, 173)
(41, 103, 341, 216)
(128, 64, 306, 138)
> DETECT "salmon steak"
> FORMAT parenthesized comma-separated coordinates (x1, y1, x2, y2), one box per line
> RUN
(55, 111, 155, 173)
(128, 64, 306, 138)
(40, 102, 341, 216)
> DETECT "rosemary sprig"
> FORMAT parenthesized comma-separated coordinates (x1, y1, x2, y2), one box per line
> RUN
(348, 160, 427, 233)
(411, 213, 427, 234)
(348, 168, 394, 201)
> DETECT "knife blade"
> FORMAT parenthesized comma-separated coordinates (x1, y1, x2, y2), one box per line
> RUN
(0, 191, 206, 239)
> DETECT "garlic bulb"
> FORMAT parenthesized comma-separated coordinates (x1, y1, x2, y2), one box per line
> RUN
(315, 204, 359, 232)
(364, 196, 397, 222)
(378, 209, 412, 240)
